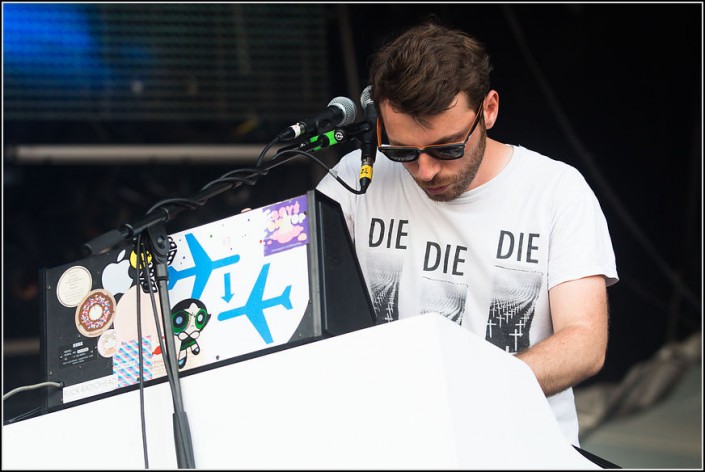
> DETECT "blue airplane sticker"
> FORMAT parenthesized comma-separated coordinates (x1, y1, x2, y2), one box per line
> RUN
(168, 233, 241, 299)
(217, 263, 293, 344)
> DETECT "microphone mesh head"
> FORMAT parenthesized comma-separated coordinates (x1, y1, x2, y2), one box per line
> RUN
(328, 96, 357, 126)
(360, 85, 374, 110)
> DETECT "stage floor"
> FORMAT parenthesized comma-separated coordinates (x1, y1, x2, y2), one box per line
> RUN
(578, 363, 702, 469)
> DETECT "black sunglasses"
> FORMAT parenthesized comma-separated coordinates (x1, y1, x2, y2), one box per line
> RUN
(377, 100, 484, 162)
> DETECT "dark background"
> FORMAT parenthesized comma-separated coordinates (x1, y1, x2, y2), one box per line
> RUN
(2, 3, 702, 422)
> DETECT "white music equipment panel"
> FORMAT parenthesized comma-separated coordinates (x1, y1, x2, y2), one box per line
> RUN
(3, 314, 597, 469)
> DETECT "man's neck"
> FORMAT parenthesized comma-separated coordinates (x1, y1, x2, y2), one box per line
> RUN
(469, 139, 513, 190)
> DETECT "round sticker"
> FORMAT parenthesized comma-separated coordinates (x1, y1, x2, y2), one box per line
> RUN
(75, 289, 117, 338)
(57, 266, 93, 307)
(97, 329, 119, 357)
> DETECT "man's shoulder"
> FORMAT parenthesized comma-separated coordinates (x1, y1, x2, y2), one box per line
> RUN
(513, 145, 584, 180)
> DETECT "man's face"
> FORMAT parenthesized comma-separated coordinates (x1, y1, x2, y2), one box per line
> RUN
(379, 93, 486, 202)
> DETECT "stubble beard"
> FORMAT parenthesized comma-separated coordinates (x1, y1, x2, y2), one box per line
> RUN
(414, 129, 487, 202)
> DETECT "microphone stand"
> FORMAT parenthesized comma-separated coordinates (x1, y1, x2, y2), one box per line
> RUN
(82, 149, 304, 469)
(145, 222, 195, 469)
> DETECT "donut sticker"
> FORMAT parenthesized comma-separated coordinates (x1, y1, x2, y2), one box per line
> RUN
(75, 289, 117, 338)
(56, 265, 93, 307)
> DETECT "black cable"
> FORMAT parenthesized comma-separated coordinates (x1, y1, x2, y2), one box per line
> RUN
(147, 197, 205, 215)
(84, 133, 368, 258)
(141, 230, 196, 468)
(136, 233, 187, 467)
(217, 167, 269, 180)
(148, 168, 267, 218)
(133, 231, 190, 468)
(134, 233, 150, 469)
(202, 145, 367, 201)
(270, 148, 367, 195)
(200, 168, 267, 192)
(255, 137, 280, 168)
(141, 242, 171, 386)
(202, 143, 299, 193)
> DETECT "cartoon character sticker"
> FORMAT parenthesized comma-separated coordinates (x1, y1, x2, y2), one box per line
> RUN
(97, 329, 119, 357)
(171, 298, 212, 369)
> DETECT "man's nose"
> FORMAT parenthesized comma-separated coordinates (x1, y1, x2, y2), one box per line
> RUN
(414, 152, 441, 181)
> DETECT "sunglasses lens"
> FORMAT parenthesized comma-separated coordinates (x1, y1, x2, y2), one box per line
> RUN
(381, 148, 418, 162)
(428, 145, 465, 160)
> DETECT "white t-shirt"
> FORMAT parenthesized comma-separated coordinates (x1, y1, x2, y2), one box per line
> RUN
(316, 144, 618, 445)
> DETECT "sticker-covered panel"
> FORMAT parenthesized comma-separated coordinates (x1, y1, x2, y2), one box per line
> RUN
(43, 195, 312, 408)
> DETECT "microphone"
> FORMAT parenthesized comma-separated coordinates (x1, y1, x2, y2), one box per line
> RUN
(358, 85, 378, 192)
(276, 96, 357, 142)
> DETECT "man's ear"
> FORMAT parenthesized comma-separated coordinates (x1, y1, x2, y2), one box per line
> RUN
(482, 89, 500, 130)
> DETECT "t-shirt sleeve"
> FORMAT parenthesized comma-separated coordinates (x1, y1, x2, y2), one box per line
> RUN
(547, 166, 619, 290)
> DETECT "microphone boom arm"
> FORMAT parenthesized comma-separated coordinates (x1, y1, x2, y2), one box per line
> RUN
(81, 151, 303, 256)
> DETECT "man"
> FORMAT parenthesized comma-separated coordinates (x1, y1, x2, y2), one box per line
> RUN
(316, 21, 618, 446)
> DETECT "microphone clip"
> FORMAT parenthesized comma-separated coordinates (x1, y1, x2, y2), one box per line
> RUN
(298, 121, 372, 153)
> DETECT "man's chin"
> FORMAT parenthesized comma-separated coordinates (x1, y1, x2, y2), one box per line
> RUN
(424, 184, 449, 197)
(423, 184, 460, 202)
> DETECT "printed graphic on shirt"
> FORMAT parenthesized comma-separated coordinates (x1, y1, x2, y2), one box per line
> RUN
(485, 266, 542, 353)
(367, 253, 404, 323)
(420, 277, 468, 325)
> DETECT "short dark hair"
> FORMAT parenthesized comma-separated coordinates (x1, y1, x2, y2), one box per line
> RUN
(369, 21, 493, 118)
